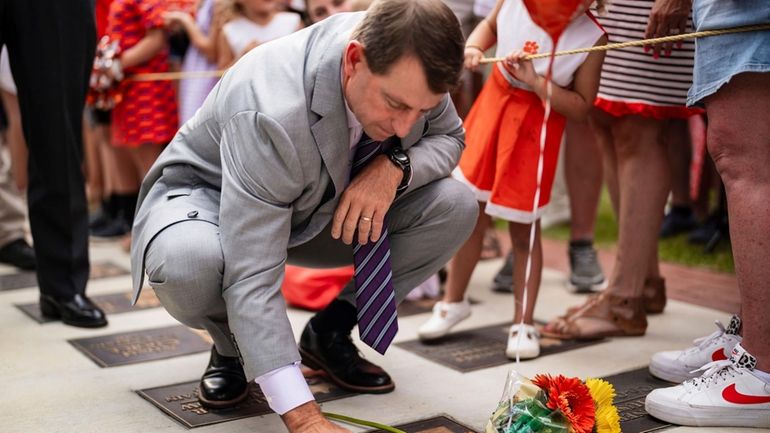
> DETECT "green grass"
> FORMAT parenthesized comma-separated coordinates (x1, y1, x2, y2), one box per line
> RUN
(541, 189, 735, 273)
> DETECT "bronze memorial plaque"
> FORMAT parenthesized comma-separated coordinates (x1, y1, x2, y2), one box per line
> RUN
(16, 289, 161, 323)
(602, 367, 673, 433)
(0, 260, 129, 291)
(371, 416, 478, 433)
(69, 325, 212, 367)
(396, 322, 606, 372)
(137, 372, 356, 428)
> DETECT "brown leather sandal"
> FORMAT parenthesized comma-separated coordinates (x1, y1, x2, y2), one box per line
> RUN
(643, 276, 666, 314)
(561, 277, 667, 317)
(542, 292, 647, 340)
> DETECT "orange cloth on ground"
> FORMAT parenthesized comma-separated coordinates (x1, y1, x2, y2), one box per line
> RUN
(280, 265, 353, 311)
(456, 67, 566, 223)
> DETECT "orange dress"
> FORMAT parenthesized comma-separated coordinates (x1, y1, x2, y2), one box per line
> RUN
(455, 67, 565, 223)
(107, 0, 178, 147)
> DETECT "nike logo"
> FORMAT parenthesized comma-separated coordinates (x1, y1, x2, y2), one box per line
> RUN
(712, 348, 728, 362)
(722, 384, 770, 404)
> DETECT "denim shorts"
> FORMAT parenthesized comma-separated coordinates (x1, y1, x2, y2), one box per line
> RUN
(688, 0, 770, 106)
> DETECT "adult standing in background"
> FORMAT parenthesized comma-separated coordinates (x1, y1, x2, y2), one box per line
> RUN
(645, 0, 770, 428)
(0, 0, 107, 327)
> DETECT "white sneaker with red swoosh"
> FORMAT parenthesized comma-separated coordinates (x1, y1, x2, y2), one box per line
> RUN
(645, 344, 770, 428)
(649, 315, 742, 383)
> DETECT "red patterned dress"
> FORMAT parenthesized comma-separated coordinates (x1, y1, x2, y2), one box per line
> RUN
(107, 0, 178, 147)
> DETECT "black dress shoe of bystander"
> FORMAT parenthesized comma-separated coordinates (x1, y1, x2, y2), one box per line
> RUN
(39, 293, 108, 328)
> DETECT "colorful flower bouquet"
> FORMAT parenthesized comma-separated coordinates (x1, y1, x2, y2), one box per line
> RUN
(486, 371, 621, 433)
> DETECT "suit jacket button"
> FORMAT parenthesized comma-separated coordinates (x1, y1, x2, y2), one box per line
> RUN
(187, 210, 198, 218)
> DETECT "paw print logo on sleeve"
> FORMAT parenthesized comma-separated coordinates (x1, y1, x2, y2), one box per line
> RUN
(523, 40, 540, 55)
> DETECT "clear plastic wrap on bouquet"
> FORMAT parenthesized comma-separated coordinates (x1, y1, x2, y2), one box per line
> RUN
(486, 371, 570, 433)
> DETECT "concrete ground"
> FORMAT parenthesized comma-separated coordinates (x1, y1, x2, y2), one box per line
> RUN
(0, 239, 761, 433)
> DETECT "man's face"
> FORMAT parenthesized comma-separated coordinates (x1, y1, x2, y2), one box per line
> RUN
(307, 0, 352, 23)
(342, 42, 444, 141)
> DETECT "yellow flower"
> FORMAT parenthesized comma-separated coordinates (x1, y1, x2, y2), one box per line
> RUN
(594, 405, 621, 433)
(586, 378, 615, 408)
(586, 378, 621, 433)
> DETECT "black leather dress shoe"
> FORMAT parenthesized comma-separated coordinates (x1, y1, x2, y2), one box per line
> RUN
(0, 239, 36, 270)
(198, 347, 249, 409)
(299, 322, 395, 394)
(39, 293, 108, 328)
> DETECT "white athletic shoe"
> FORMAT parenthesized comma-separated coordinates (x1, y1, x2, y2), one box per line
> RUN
(650, 315, 742, 383)
(646, 343, 770, 428)
(417, 299, 471, 341)
(505, 323, 540, 360)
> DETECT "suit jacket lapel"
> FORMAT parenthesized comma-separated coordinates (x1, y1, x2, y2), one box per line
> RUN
(309, 37, 350, 201)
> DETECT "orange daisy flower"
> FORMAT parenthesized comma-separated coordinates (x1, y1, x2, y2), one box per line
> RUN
(532, 374, 596, 433)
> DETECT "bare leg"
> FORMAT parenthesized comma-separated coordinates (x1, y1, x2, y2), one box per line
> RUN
(82, 116, 102, 205)
(95, 124, 116, 197)
(607, 115, 670, 299)
(591, 109, 619, 216)
(566, 119, 603, 241)
(129, 144, 164, 179)
(545, 115, 669, 338)
(705, 72, 770, 371)
(510, 221, 541, 325)
(666, 119, 692, 208)
(111, 145, 141, 194)
(444, 201, 492, 303)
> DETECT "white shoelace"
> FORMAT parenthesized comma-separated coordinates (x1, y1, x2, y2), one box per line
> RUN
(685, 359, 738, 390)
(684, 320, 731, 355)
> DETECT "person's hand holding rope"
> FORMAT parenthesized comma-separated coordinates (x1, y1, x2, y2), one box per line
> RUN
(645, 0, 692, 58)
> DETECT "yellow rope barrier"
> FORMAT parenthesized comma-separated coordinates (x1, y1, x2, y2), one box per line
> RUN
(126, 23, 769, 81)
(480, 23, 770, 64)
(129, 69, 225, 81)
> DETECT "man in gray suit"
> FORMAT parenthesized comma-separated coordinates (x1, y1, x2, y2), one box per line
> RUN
(131, 0, 476, 430)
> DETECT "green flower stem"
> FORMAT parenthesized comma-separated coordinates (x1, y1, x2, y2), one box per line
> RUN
(322, 411, 407, 433)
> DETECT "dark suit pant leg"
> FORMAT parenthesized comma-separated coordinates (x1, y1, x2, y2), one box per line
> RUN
(0, 0, 95, 297)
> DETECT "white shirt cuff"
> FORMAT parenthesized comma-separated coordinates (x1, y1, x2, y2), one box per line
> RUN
(255, 362, 315, 415)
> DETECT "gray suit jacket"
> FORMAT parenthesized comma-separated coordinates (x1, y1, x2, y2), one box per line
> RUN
(130, 12, 465, 380)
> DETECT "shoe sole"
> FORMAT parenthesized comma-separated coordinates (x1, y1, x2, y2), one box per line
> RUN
(505, 349, 540, 360)
(566, 278, 608, 294)
(646, 396, 770, 428)
(417, 311, 472, 341)
(648, 363, 695, 384)
(197, 384, 250, 409)
(299, 347, 395, 394)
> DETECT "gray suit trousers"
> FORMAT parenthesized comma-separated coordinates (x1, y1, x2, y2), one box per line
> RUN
(143, 177, 477, 356)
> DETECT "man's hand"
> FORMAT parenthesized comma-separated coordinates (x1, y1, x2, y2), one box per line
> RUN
(281, 401, 352, 433)
(332, 155, 402, 245)
(645, 0, 692, 58)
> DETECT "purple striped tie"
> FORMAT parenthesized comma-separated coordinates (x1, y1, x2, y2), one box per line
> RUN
(351, 135, 398, 354)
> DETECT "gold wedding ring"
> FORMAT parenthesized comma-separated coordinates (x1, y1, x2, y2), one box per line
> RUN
(360, 216, 373, 222)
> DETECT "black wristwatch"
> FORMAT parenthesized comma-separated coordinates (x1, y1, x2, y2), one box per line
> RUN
(386, 145, 411, 195)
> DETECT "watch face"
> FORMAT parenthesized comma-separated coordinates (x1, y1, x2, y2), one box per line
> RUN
(394, 153, 409, 164)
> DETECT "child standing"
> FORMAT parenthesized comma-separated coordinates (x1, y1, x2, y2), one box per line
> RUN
(418, 0, 607, 360)
(164, 0, 230, 125)
(217, 0, 302, 68)
(98, 0, 178, 240)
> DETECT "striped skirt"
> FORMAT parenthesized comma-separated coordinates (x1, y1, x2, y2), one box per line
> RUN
(595, 0, 701, 119)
